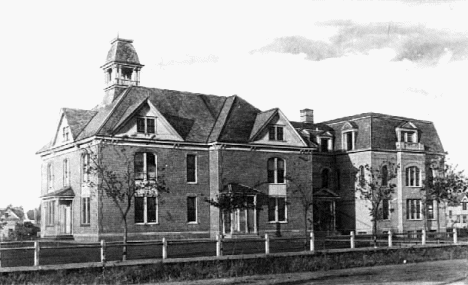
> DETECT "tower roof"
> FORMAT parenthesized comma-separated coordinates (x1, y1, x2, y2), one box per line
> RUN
(104, 37, 141, 66)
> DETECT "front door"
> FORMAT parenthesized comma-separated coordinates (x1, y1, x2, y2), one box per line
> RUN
(59, 202, 72, 235)
(223, 195, 257, 235)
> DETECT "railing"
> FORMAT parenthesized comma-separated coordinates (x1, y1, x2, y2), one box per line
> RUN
(0, 229, 461, 269)
(395, 142, 424, 151)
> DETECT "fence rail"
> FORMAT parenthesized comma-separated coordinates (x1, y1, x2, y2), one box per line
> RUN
(0, 229, 461, 269)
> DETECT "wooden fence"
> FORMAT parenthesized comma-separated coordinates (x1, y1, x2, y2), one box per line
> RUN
(0, 229, 459, 269)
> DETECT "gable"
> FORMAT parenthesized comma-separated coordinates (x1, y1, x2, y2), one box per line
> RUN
(113, 99, 183, 141)
(398, 121, 418, 130)
(53, 113, 73, 146)
(250, 110, 307, 147)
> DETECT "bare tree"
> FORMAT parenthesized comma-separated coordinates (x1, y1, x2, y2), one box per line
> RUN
(355, 161, 399, 246)
(84, 141, 169, 261)
(422, 161, 468, 232)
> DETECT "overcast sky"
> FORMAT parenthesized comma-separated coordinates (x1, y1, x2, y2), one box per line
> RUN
(0, 0, 467, 210)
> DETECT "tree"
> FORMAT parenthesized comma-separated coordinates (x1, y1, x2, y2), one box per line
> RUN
(355, 161, 399, 245)
(84, 141, 169, 261)
(422, 161, 468, 232)
(287, 176, 313, 248)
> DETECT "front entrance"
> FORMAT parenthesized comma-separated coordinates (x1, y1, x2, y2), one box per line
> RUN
(223, 196, 257, 235)
(59, 201, 72, 235)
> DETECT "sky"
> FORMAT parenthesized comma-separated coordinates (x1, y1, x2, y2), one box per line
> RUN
(0, 0, 467, 210)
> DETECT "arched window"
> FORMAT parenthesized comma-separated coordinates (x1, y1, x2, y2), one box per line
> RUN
(406, 166, 420, 187)
(321, 168, 330, 188)
(268, 158, 285, 184)
(381, 165, 388, 186)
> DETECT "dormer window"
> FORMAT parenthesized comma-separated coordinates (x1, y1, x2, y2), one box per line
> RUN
(318, 136, 333, 152)
(269, 125, 284, 141)
(341, 122, 357, 151)
(401, 131, 416, 143)
(343, 131, 355, 151)
(137, 117, 156, 134)
(62, 126, 70, 142)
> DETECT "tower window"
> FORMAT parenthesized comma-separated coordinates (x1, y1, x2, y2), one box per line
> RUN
(122, 67, 133, 80)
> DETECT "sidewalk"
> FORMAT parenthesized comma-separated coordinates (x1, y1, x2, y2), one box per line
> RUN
(161, 259, 468, 285)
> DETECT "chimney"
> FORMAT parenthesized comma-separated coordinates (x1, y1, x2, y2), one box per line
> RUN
(300, 109, 314, 124)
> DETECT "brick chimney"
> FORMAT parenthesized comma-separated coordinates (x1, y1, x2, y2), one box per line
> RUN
(300, 109, 314, 124)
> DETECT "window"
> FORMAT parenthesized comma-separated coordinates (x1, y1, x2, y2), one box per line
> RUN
(82, 153, 90, 183)
(63, 159, 70, 187)
(268, 126, 284, 141)
(463, 202, 467, 211)
(137, 117, 156, 134)
(187, 196, 197, 223)
(134, 153, 157, 180)
(406, 167, 420, 187)
(401, 131, 416, 143)
(407, 199, 422, 220)
(135, 196, 157, 224)
(320, 138, 330, 152)
(464, 215, 467, 224)
(449, 210, 452, 218)
(382, 199, 390, 220)
(343, 131, 355, 151)
(268, 197, 286, 222)
(427, 200, 435, 220)
(82, 197, 90, 225)
(62, 126, 70, 142)
(321, 169, 329, 188)
(46, 200, 55, 226)
(267, 158, 285, 183)
(187, 154, 197, 183)
(381, 165, 388, 186)
(47, 163, 53, 191)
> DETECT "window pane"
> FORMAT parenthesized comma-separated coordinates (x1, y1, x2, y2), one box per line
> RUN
(277, 169, 285, 183)
(269, 127, 276, 140)
(134, 153, 144, 180)
(321, 139, 328, 152)
(147, 197, 157, 223)
(187, 155, 196, 182)
(137, 118, 146, 133)
(147, 118, 155, 134)
(187, 197, 196, 222)
(415, 167, 420, 186)
(381, 166, 388, 186)
(277, 127, 284, 140)
(268, 198, 276, 222)
(383, 199, 389, 220)
(135, 197, 144, 223)
(278, 198, 286, 221)
(346, 133, 353, 150)
(267, 170, 275, 183)
(146, 153, 157, 180)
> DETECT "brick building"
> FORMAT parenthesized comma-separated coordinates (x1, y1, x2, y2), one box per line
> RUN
(292, 112, 446, 235)
(37, 38, 446, 241)
(37, 38, 315, 241)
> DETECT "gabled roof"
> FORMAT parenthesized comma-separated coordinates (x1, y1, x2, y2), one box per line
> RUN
(313, 188, 340, 199)
(249, 108, 278, 141)
(63, 108, 98, 139)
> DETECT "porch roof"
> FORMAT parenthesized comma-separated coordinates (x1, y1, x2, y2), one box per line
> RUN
(313, 188, 340, 199)
(41, 187, 75, 199)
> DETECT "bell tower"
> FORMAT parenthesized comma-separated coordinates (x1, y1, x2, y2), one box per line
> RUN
(101, 37, 144, 105)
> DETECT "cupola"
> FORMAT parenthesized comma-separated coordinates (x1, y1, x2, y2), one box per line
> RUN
(101, 37, 144, 105)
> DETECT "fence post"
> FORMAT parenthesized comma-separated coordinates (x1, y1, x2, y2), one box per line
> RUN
(265, 234, 270, 254)
(34, 241, 40, 266)
(100, 240, 106, 264)
(388, 231, 392, 247)
(453, 228, 458, 244)
(310, 232, 315, 251)
(162, 237, 167, 259)
(350, 231, 355, 249)
(422, 229, 426, 245)
(216, 234, 223, 257)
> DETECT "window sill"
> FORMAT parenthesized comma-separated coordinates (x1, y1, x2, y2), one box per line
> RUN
(80, 224, 91, 227)
(268, 221, 288, 224)
(187, 222, 199, 225)
(135, 222, 159, 225)
(187, 182, 198, 185)
(407, 219, 423, 221)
